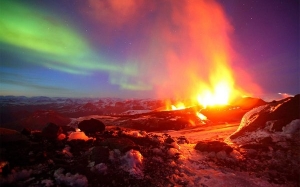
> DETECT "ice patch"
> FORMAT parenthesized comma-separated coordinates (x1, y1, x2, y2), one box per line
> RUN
(168, 148, 179, 157)
(109, 149, 121, 161)
(121, 149, 144, 179)
(54, 168, 88, 187)
(282, 119, 300, 137)
(122, 130, 144, 137)
(94, 163, 108, 174)
(0, 169, 32, 185)
(41, 179, 54, 187)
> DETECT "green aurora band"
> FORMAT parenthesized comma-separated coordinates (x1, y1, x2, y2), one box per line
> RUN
(0, 1, 150, 90)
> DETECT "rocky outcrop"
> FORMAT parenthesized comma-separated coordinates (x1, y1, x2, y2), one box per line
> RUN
(230, 94, 300, 140)
(220, 94, 300, 185)
(0, 128, 28, 143)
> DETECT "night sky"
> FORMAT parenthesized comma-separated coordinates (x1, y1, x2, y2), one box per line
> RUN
(0, 0, 299, 100)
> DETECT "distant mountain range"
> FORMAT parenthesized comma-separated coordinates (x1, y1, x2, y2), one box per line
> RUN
(0, 95, 267, 131)
(0, 96, 164, 130)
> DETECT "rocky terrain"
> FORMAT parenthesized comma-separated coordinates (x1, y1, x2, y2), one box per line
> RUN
(0, 95, 299, 186)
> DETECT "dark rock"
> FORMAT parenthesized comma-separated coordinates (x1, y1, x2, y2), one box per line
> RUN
(21, 128, 31, 136)
(165, 137, 175, 144)
(0, 162, 10, 176)
(42, 123, 63, 140)
(177, 136, 189, 144)
(195, 141, 233, 154)
(101, 138, 139, 152)
(30, 131, 43, 141)
(89, 146, 109, 164)
(78, 118, 105, 134)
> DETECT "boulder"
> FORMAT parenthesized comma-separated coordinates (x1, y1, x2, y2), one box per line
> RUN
(195, 141, 233, 154)
(42, 123, 63, 140)
(21, 128, 31, 136)
(78, 118, 105, 134)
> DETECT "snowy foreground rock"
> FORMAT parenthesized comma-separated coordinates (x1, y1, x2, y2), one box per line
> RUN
(0, 95, 299, 186)
(225, 94, 300, 185)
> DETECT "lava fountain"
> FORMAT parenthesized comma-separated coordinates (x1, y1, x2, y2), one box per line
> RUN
(153, 0, 258, 111)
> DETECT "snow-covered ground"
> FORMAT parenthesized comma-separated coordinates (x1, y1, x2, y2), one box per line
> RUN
(120, 110, 153, 115)
(153, 123, 287, 186)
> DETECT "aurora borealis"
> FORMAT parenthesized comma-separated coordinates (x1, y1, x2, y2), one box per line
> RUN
(0, 0, 299, 99)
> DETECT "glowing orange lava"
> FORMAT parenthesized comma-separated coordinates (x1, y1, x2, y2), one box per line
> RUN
(171, 102, 186, 110)
(196, 112, 207, 120)
(195, 63, 239, 108)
